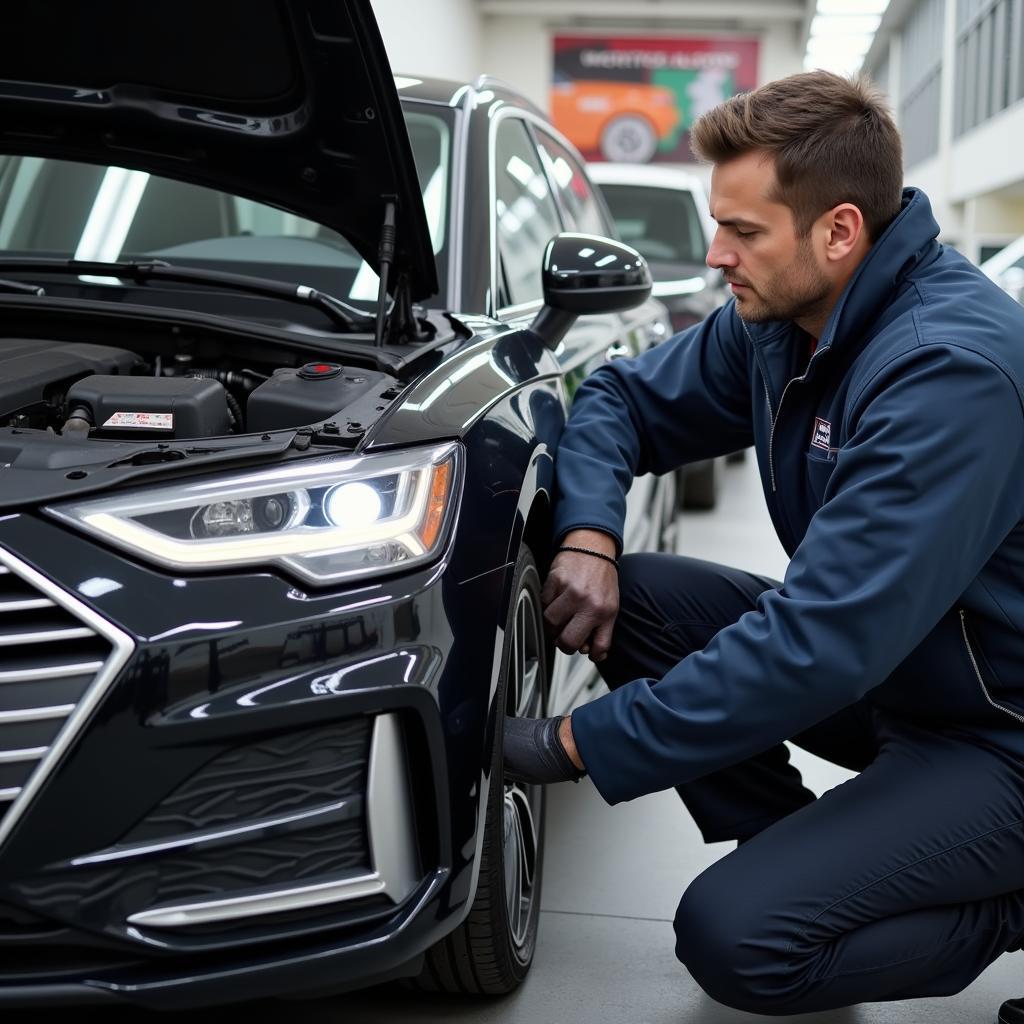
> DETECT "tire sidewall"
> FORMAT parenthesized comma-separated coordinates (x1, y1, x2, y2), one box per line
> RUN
(485, 545, 548, 976)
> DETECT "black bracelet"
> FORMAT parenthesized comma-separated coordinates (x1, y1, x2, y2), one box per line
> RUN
(556, 545, 620, 569)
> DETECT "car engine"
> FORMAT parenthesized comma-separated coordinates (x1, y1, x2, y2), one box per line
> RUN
(0, 338, 397, 440)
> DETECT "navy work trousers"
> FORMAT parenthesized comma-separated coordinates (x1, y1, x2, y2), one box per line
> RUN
(597, 553, 1024, 1015)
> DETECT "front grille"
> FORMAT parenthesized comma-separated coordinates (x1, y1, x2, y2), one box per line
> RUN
(0, 551, 132, 848)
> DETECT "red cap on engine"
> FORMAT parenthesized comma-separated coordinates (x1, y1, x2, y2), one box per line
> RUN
(298, 362, 344, 380)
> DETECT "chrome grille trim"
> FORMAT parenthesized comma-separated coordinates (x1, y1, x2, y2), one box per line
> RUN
(0, 705, 76, 724)
(0, 547, 135, 851)
(0, 626, 95, 647)
(0, 746, 47, 764)
(0, 661, 105, 684)
(0, 787, 20, 802)
(127, 873, 388, 928)
(0, 597, 56, 612)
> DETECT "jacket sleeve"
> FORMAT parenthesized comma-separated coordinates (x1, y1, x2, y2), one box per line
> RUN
(571, 342, 1024, 804)
(552, 300, 753, 550)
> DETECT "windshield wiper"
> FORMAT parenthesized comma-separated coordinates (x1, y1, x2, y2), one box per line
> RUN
(0, 277, 45, 297)
(0, 258, 375, 332)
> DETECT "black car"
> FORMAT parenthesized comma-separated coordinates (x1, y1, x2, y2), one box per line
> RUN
(0, 0, 673, 1009)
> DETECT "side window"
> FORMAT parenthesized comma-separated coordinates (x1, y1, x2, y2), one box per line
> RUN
(494, 119, 562, 307)
(535, 131, 611, 238)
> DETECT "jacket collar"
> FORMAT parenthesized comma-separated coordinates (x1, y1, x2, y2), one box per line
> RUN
(815, 187, 940, 354)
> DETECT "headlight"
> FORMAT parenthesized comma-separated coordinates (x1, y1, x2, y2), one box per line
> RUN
(47, 442, 461, 585)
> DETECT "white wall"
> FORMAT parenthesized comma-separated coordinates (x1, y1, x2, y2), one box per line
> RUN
(758, 21, 805, 83)
(948, 104, 1024, 205)
(370, 0, 484, 82)
(481, 16, 551, 111)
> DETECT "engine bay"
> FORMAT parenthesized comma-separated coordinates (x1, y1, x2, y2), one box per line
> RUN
(0, 337, 403, 441)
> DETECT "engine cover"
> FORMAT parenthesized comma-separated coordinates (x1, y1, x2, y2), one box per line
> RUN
(0, 339, 139, 418)
(65, 375, 231, 439)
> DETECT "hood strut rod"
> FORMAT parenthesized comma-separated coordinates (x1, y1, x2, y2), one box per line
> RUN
(374, 200, 397, 348)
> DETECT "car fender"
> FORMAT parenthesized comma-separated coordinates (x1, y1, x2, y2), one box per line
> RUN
(367, 324, 568, 920)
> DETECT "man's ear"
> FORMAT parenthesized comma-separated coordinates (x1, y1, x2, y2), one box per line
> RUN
(823, 203, 866, 263)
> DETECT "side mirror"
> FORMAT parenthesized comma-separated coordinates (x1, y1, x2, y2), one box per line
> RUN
(530, 233, 652, 350)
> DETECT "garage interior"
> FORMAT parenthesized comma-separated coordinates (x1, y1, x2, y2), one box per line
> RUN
(1, 0, 1021, 1020)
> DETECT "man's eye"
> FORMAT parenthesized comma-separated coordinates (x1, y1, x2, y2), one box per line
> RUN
(735, 228, 756, 238)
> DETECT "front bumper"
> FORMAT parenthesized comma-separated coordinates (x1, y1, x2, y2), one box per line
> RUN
(0, 511, 507, 1007)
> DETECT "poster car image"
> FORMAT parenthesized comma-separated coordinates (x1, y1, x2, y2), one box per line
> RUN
(552, 35, 760, 164)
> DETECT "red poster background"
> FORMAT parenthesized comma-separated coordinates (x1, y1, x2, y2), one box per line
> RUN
(552, 35, 760, 163)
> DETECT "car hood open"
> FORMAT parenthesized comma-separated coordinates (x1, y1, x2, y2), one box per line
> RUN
(0, 0, 438, 301)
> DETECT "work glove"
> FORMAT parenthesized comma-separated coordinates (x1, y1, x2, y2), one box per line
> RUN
(503, 715, 586, 785)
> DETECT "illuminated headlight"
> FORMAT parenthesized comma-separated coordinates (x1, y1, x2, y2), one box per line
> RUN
(46, 443, 461, 585)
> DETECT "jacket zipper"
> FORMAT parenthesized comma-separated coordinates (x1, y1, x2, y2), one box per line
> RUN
(741, 318, 826, 493)
(959, 609, 1024, 724)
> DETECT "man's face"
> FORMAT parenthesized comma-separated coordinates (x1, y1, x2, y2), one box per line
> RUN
(706, 152, 832, 327)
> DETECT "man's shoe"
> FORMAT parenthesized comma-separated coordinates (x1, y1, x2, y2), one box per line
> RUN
(998, 997, 1024, 1023)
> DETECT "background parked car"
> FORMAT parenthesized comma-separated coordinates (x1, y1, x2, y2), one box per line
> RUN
(589, 162, 734, 509)
(0, 1, 678, 1009)
(980, 234, 1024, 305)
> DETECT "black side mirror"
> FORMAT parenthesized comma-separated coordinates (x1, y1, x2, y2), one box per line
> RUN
(530, 233, 652, 350)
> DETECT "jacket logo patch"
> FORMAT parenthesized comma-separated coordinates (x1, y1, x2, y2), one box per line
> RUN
(811, 417, 832, 451)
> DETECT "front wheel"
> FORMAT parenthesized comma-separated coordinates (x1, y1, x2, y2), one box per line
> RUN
(413, 546, 547, 994)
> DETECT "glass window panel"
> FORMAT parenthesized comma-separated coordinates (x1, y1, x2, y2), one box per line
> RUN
(0, 106, 454, 309)
(534, 131, 610, 238)
(597, 184, 706, 267)
(493, 119, 563, 307)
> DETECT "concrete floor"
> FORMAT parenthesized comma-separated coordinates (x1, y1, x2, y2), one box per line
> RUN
(11, 455, 1020, 1023)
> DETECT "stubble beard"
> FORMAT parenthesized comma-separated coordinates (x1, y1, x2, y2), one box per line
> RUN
(733, 236, 832, 326)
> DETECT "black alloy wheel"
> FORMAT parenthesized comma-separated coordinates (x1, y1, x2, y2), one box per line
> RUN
(414, 545, 548, 994)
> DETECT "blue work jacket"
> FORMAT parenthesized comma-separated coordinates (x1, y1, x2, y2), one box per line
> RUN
(554, 188, 1024, 805)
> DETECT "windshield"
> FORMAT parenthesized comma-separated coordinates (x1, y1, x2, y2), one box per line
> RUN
(0, 104, 452, 311)
(597, 183, 707, 268)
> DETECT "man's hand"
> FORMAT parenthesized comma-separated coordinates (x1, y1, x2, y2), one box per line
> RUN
(541, 528, 619, 661)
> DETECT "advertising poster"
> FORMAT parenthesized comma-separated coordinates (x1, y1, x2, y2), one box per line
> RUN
(552, 35, 760, 164)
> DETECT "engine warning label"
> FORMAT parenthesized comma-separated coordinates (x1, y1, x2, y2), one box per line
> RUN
(103, 411, 174, 430)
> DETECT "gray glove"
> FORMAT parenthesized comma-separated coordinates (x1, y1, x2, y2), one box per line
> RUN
(503, 715, 586, 785)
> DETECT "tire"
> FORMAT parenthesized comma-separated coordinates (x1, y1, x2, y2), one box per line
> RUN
(682, 459, 717, 511)
(600, 114, 658, 163)
(412, 546, 548, 995)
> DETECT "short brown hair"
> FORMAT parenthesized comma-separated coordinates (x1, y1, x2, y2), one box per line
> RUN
(691, 70, 903, 241)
